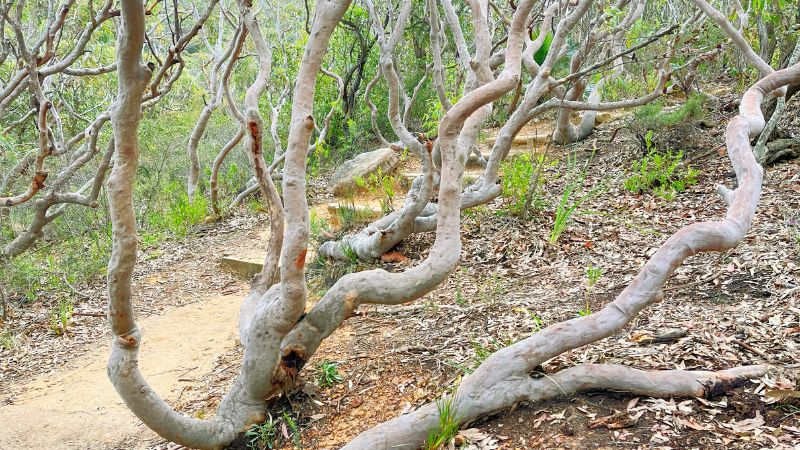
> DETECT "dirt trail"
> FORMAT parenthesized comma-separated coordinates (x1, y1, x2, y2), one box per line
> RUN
(0, 294, 242, 450)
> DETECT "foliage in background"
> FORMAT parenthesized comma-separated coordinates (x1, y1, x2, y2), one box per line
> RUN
(631, 94, 706, 149)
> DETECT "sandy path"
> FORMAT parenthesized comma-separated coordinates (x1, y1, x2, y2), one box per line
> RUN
(0, 294, 242, 450)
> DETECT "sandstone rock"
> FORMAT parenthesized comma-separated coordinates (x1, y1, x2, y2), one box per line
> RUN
(330, 148, 399, 196)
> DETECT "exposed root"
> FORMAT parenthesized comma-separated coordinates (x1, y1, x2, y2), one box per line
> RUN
(342, 364, 770, 449)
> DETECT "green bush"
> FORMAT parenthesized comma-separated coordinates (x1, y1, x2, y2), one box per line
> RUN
(500, 153, 552, 215)
(425, 395, 460, 450)
(49, 298, 74, 336)
(550, 152, 602, 245)
(623, 148, 699, 200)
(631, 95, 707, 150)
(148, 183, 209, 237)
(5, 256, 53, 302)
(634, 95, 705, 131)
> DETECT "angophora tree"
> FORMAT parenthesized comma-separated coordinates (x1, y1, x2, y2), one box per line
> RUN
(319, 0, 727, 261)
(0, 0, 219, 259)
(99, 0, 793, 449)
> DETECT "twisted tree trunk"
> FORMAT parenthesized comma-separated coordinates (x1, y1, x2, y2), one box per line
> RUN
(343, 57, 800, 450)
(104, 2, 350, 448)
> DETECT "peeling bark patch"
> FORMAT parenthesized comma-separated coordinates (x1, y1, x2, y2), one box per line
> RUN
(247, 121, 262, 155)
(116, 334, 138, 348)
(343, 291, 358, 318)
(295, 249, 308, 268)
(33, 172, 47, 189)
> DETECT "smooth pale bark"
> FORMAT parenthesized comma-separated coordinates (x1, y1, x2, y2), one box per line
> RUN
(345, 365, 768, 449)
(238, 3, 285, 345)
(1, 2, 56, 207)
(2, 138, 113, 258)
(227, 67, 343, 212)
(343, 57, 800, 450)
(285, 0, 538, 385)
(364, 69, 391, 146)
(104, 2, 351, 448)
(417, 0, 593, 231)
(318, 0, 433, 261)
(402, 65, 431, 128)
(146, 0, 220, 100)
(754, 40, 800, 164)
(690, 0, 775, 81)
(268, 82, 291, 160)
(186, 16, 240, 199)
(427, 0, 451, 110)
(0, 0, 114, 118)
(552, 0, 643, 144)
(359, 58, 800, 450)
(319, 0, 519, 261)
(1, 0, 215, 259)
(210, 24, 248, 216)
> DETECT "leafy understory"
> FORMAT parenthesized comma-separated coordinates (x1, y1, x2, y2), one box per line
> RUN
(624, 144, 699, 200)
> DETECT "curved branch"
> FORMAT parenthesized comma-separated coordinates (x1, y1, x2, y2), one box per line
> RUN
(104, 2, 352, 449)
(345, 57, 800, 450)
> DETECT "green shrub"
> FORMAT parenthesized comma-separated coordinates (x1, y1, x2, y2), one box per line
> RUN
(148, 185, 209, 237)
(309, 209, 332, 243)
(634, 95, 705, 131)
(422, 99, 446, 136)
(0, 329, 16, 350)
(632, 95, 706, 150)
(49, 298, 73, 336)
(317, 360, 343, 387)
(245, 415, 279, 450)
(500, 153, 552, 215)
(354, 167, 397, 213)
(623, 147, 698, 200)
(5, 256, 52, 302)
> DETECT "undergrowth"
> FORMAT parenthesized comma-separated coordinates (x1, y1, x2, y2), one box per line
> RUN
(425, 395, 460, 450)
(623, 136, 699, 200)
(633, 94, 705, 131)
(631, 94, 706, 150)
(244, 412, 303, 450)
(316, 360, 344, 387)
(500, 153, 553, 215)
(49, 298, 74, 336)
(148, 183, 209, 237)
(550, 151, 602, 245)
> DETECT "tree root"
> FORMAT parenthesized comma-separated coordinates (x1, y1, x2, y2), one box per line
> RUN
(343, 364, 770, 449)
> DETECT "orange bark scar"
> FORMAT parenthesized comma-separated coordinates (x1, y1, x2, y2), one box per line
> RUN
(295, 249, 308, 268)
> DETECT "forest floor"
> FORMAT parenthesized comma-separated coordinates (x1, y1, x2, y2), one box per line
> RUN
(1, 90, 799, 450)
